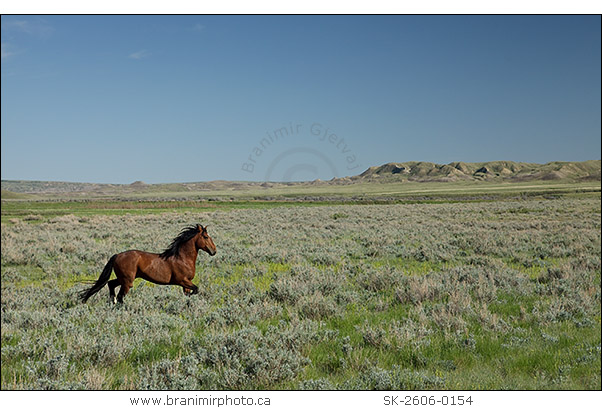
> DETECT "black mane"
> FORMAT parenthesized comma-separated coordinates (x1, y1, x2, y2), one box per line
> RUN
(159, 225, 201, 259)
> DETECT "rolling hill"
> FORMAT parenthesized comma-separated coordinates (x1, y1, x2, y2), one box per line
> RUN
(1, 160, 599, 199)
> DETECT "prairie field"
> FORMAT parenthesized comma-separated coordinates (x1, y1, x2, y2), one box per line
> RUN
(1, 192, 601, 390)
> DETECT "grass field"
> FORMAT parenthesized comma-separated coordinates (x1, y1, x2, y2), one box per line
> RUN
(2, 179, 600, 223)
(1, 180, 600, 390)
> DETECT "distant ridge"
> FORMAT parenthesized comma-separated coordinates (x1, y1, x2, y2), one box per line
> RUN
(355, 160, 601, 183)
(1, 160, 600, 196)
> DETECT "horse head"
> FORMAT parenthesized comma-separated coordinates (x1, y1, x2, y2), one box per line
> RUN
(196, 224, 217, 256)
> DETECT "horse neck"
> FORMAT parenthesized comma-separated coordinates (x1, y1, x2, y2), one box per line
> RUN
(178, 238, 199, 265)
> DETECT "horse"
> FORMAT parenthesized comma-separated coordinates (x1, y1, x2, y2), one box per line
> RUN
(79, 224, 216, 303)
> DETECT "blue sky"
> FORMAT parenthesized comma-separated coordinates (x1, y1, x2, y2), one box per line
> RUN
(1, 15, 600, 183)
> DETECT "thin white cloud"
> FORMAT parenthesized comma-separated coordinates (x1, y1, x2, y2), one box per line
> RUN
(1, 18, 54, 38)
(1, 18, 53, 61)
(1, 42, 15, 60)
(129, 50, 151, 60)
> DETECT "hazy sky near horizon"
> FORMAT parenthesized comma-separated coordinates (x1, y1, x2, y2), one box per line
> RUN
(1, 15, 600, 183)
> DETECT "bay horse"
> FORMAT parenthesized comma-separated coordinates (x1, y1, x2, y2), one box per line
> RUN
(80, 224, 216, 303)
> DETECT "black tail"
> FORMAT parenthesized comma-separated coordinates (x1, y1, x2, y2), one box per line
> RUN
(80, 254, 117, 303)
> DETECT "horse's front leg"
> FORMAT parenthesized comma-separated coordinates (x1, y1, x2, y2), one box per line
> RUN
(181, 279, 199, 295)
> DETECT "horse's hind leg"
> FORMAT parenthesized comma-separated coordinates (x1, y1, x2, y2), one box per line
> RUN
(113, 258, 135, 303)
(117, 282, 132, 303)
(108, 279, 120, 304)
(112, 273, 133, 304)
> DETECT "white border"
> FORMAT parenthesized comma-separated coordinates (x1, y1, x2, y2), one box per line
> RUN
(0, 0, 601, 14)
(1, 6, 601, 415)
(1, 390, 601, 414)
